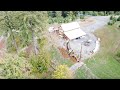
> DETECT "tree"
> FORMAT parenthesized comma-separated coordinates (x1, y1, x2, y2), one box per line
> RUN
(92, 11, 98, 16)
(119, 25, 120, 28)
(62, 11, 68, 18)
(0, 54, 33, 79)
(117, 16, 120, 21)
(104, 11, 107, 16)
(68, 11, 76, 21)
(55, 11, 63, 23)
(26, 16, 40, 55)
(110, 15, 113, 20)
(20, 11, 48, 55)
(30, 49, 50, 77)
(98, 11, 104, 16)
(56, 11, 62, 17)
(109, 11, 115, 15)
(87, 11, 94, 15)
(3, 12, 20, 53)
(52, 65, 73, 79)
(80, 15, 84, 19)
(108, 20, 114, 25)
(73, 11, 79, 17)
(112, 17, 117, 23)
(0, 11, 49, 55)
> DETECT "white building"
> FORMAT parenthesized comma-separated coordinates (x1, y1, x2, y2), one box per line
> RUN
(60, 22, 86, 40)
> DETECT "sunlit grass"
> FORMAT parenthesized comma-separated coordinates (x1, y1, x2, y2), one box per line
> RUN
(84, 22, 120, 79)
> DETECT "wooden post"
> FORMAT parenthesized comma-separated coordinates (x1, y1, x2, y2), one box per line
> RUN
(79, 44, 83, 61)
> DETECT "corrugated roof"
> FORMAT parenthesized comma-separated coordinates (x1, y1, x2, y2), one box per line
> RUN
(61, 22, 86, 40)
(64, 28, 86, 40)
(61, 22, 80, 32)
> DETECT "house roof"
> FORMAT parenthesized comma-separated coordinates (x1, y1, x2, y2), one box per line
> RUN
(61, 22, 80, 32)
(64, 28, 86, 40)
(61, 22, 86, 40)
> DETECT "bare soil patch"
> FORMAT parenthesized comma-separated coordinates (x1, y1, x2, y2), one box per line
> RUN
(58, 47, 77, 63)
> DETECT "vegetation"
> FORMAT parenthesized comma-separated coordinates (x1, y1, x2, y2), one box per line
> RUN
(52, 65, 73, 79)
(49, 46, 74, 67)
(108, 16, 117, 25)
(83, 22, 120, 79)
(48, 11, 120, 24)
(0, 54, 34, 79)
(117, 16, 120, 21)
(0, 11, 120, 79)
(30, 50, 50, 76)
(108, 21, 114, 25)
(0, 11, 50, 79)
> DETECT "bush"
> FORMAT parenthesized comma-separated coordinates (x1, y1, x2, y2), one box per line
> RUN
(30, 50, 50, 74)
(18, 51, 28, 58)
(119, 25, 120, 28)
(0, 54, 33, 79)
(63, 17, 71, 23)
(112, 17, 117, 23)
(52, 65, 73, 79)
(92, 12, 98, 16)
(80, 15, 84, 19)
(116, 52, 120, 57)
(117, 16, 120, 21)
(98, 12, 104, 16)
(38, 37, 47, 48)
(110, 16, 113, 20)
(57, 17, 64, 23)
(108, 20, 114, 25)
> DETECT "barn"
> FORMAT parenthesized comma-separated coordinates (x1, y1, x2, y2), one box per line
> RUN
(60, 22, 86, 40)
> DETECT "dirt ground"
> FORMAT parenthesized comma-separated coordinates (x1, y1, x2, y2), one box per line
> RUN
(58, 47, 77, 63)
(79, 17, 96, 27)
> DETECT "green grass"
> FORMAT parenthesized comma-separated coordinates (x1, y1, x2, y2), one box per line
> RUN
(75, 66, 87, 79)
(83, 22, 120, 79)
(49, 46, 74, 67)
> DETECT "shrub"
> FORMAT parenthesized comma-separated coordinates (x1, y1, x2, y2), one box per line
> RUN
(38, 37, 47, 48)
(112, 17, 117, 23)
(116, 52, 120, 57)
(80, 15, 84, 19)
(30, 50, 50, 74)
(118, 25, 120, 28)
(117, 16, 120, 21)
(92, 12, 98, 16)
(0, 54, 33, 79)
(52, 65, 73, 79)
(108, 20, 114, 25)
(98, 12, 104, 16)
(110, 16, 113, 20)
(18, 51, 28, 58)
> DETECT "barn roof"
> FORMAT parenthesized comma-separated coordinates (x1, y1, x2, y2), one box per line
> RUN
(61, 22, 86, 40)
(61, 22, 80, 32)
(64, 28, 86, 40)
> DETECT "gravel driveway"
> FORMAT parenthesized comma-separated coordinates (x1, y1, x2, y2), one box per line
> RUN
(80, 16, 110, 33)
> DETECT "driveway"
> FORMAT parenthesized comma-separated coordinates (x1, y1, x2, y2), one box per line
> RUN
(80, 16, 110, 33)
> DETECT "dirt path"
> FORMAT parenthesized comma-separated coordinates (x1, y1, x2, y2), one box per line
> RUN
(69, 61, 84, 72)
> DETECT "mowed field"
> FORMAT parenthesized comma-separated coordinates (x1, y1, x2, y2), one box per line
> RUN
(76, 22, 120, 79)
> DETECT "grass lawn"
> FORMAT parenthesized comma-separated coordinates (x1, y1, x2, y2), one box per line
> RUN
(83, 22, 120, 79)
(75, 66, 88, 79)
